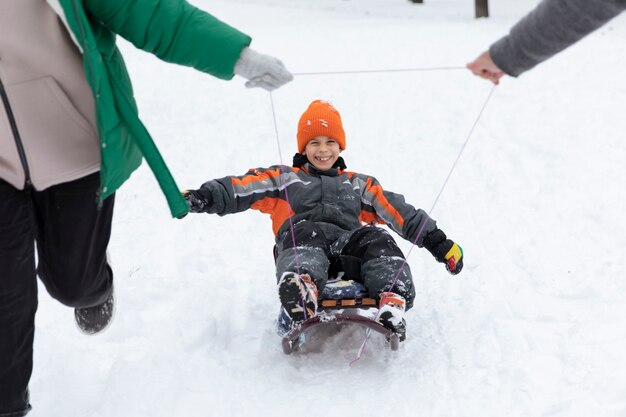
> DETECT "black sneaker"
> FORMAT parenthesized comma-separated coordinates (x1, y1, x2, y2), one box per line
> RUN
(74, 289, 115, 335)
(278, 272, 318, 323)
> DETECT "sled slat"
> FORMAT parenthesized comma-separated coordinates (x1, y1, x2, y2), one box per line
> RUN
(320, 297, 378, 309)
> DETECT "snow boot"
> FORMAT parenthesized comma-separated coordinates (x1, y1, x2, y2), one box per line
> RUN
(74, 288, 115, 335)
(377, 291, 407, 341)
(278, 272, 318, 324)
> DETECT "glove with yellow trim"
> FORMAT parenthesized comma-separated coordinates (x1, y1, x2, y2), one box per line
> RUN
(422, 228, 464, 275)
(443, 242, 463, 275)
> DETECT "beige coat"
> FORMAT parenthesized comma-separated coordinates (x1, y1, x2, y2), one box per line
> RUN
(0, 0, 100, 191)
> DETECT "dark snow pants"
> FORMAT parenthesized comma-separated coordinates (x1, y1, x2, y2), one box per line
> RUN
(0, 173, 114, 417)
(275, 221, 415, 309)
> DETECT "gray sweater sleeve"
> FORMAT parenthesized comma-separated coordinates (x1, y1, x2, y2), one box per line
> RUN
(489, 0, 626, 77)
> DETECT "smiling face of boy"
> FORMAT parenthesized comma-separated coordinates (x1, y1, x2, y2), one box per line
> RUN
(303, 136, 342, 171)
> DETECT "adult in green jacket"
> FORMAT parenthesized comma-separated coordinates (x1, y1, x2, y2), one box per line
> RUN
(0, 1, 292, 416)
(67, 0, 293, 217)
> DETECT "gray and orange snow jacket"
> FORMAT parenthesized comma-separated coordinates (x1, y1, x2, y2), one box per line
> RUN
(199, 162, 438, 245)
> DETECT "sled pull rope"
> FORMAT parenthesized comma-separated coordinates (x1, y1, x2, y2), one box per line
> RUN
(293, 66, 466, 76)
(389, 83, 497, 292)
(269, 92, 309, 320)
(352, 83, 498, 365)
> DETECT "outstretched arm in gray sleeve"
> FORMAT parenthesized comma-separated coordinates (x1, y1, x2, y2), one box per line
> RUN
(489, 0, 626, 77)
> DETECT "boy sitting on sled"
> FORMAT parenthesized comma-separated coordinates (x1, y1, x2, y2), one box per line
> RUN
(182, 100, 463, 338)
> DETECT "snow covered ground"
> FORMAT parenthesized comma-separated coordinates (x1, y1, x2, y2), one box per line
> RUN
(29, 1, 626, 416)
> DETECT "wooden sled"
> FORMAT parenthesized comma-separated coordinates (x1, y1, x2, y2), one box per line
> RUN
(281, 309, 402, 355)
(278, 280, 403, 354)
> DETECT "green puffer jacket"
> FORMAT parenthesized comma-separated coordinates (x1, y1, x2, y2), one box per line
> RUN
(57, 0, 252, 218)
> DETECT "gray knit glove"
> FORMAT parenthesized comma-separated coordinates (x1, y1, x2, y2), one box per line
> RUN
(234, 47, 293, 91)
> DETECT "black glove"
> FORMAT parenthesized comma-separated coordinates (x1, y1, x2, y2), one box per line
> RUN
(422, 229, 464, 275)
(181, 188, 213, 213)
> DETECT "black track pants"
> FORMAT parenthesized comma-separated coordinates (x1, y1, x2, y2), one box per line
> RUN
(275, 221, 331, 292)
(339, 226, 416, 309)
(276, 222, 415, 308)
(0, 173, 114, 416)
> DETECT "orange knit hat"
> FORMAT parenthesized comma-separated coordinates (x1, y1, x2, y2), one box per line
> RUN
(297, 100, 346, 153)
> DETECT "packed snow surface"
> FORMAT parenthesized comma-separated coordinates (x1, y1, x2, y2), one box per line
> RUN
(30, 1, 626, 416)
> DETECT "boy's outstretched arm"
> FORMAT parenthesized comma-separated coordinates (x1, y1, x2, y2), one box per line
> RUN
(180, 165, 293, 220)
(360, 175, 464, 275)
